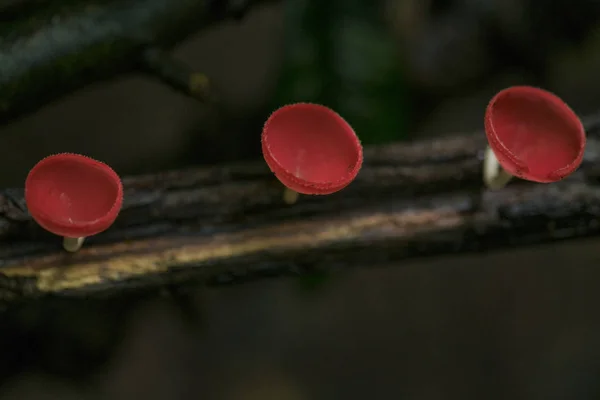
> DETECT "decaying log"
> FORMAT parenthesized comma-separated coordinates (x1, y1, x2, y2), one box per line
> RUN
(1, 119, 600, 305)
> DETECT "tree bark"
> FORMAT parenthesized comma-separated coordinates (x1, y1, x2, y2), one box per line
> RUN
(1, 118, 600, 305)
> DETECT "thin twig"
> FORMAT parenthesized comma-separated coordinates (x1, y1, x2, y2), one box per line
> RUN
(0, 0, 278, 125)
(141, 48, 212, 101)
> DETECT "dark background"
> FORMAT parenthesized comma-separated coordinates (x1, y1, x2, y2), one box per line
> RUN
(1, 0, 600, 398)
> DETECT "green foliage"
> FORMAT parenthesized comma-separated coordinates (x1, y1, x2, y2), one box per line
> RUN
(271, 0, 411, 144)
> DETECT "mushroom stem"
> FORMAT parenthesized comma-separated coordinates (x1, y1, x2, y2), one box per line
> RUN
(483, 146, 513, 190)
(283, 188, 299, 205)
(63, 237, 85, 253)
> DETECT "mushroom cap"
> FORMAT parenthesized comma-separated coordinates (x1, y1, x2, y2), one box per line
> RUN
(25, 153, 123, 238)
(484, 86, 586, 182)
(261, 103, 363, 195)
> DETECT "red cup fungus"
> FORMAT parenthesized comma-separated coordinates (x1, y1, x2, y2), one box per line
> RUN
(25, 153, 123, 252)
(261, 103, 363, 202)
(483, 86, 586, 189)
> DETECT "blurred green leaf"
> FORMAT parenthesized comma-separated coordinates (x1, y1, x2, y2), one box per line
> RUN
(272, 0, 411, 144)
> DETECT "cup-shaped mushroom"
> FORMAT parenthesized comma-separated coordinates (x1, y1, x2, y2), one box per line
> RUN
(483, 86, 586, 188)
(261, 103, 363, 199)
(25, 153, 123, 252)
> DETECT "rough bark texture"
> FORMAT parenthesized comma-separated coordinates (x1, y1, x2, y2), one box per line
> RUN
(0, 0, 273, 124)
(1, 117, 600, 305)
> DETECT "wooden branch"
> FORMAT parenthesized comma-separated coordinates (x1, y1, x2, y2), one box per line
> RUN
(2, 117, 600, 305)
(141, 48, 212, 102)
(0, 0, 275, 125)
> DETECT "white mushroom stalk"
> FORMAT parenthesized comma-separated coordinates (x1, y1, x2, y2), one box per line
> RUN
(483, 146, 513, 190)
